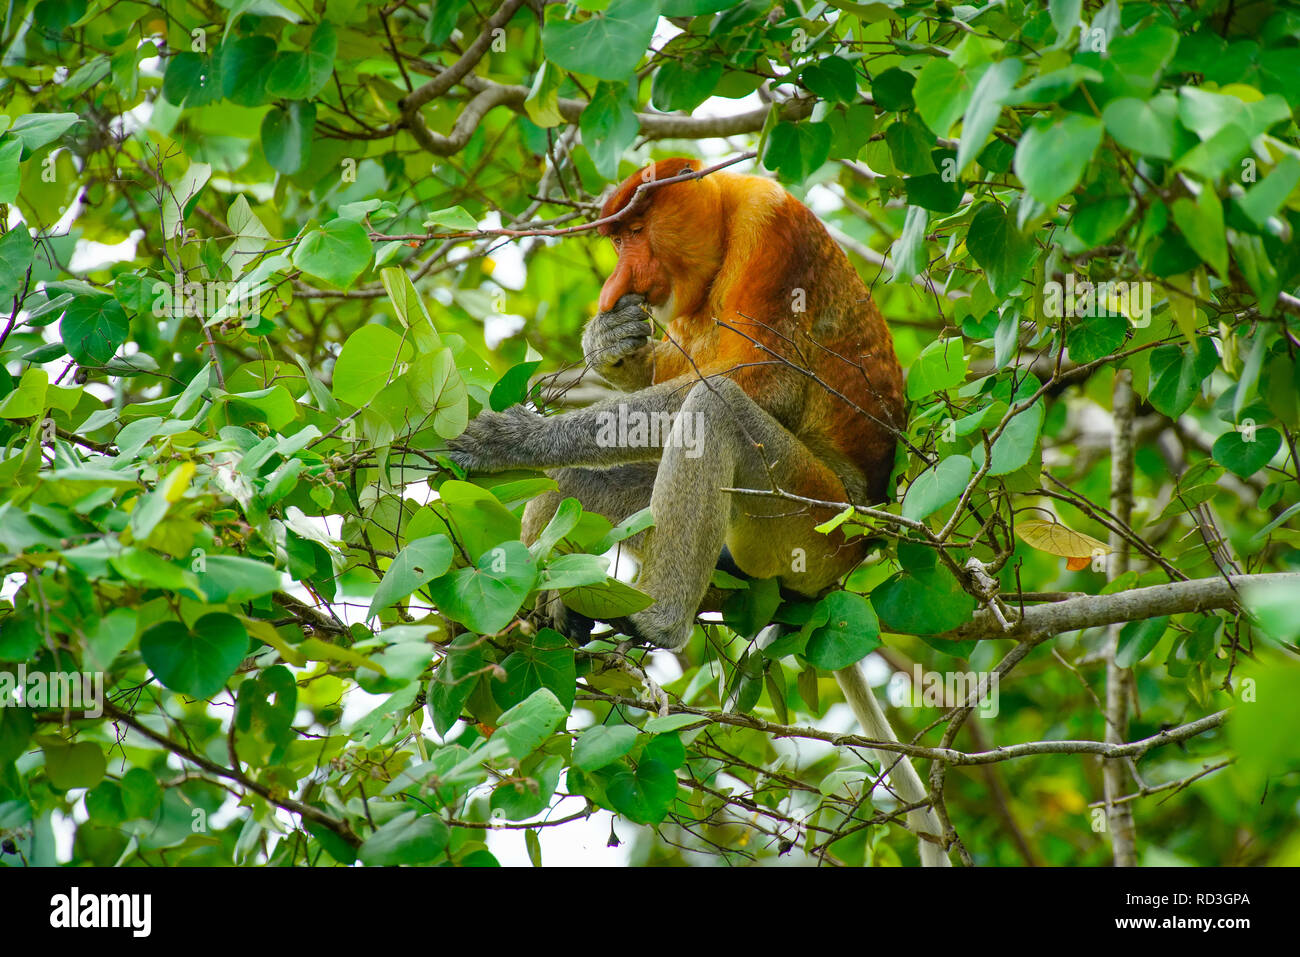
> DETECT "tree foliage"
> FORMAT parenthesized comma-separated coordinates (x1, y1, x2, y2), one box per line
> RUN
(1, 0, 1299, 867)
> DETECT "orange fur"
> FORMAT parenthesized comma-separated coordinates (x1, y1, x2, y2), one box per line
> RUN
(598, 158, 905, 503)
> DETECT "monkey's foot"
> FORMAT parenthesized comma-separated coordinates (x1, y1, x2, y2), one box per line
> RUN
(610, 608, 693, 652)
(557, 607, 596, 643)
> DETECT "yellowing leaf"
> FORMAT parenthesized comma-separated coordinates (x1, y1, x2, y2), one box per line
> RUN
(1016, 519, 1112, 565)
(299, 637, 385, 674)
(161, 461, 196, 502)
(245, 618, 307, 667)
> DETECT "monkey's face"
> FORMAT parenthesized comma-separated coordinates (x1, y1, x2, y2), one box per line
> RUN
(599, 220, 672, 313)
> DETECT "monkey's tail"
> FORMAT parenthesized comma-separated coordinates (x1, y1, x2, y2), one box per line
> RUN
(834, 662, 952, 867)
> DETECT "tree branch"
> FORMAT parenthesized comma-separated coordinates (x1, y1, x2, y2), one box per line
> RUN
(402, 73, 815, 155)
(103, 701, 361, 847)
(400, 0, 529, 112)
(935, 572, 1300, 642)
(1103, 367, 1139, 866)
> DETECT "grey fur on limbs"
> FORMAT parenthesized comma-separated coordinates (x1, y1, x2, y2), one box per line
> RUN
(451, 375, 855, 651)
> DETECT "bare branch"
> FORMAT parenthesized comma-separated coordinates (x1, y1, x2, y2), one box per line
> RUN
(937, 572, 1300, 642)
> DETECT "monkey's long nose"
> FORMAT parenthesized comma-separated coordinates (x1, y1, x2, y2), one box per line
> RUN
(599, 262, 633, 313)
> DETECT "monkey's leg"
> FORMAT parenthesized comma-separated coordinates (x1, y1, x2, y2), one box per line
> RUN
(522, 464, 656, 638)
(627, 377, 860, 650)
(625, 379, 951, 866)
(521, 463, 657, 547)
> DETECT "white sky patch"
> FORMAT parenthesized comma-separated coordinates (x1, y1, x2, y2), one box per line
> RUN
(474, 212, 528, 348)
(487, 795, 633, 866)
(68, 228, 146, 274)
(804, 183, 843, 218)
(110, 100, 154, 141)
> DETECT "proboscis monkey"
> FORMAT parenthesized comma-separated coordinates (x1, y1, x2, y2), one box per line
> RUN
(448, 158, 949, 864)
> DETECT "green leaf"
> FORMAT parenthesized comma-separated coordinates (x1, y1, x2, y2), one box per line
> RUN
(956, 58, 1023, 173)
(42, 740, 106, 790)
(643, 713, 704, 734)
(1066, 313, 1128, 363)
(1071, 194, 1130, 246)
(801, 56, 858, 103)
(1227, 657, 1300, 797)
(219, 35, 276, 106)
(6, 112, 81, 154)
(884, 114, 937, 175)
(60, 295, 129, 365)
(606, 758, 677, 825)
(369, 535, 455, 618)
(265, 23, 337, 99)
(906, 338, 966, 399)
(428, 635, 488, 736)
(1116, 616, 1169, 667)
(985, 400, 1043, 476)
(559, 578, 653, 619)
(411, 348, 469, 438)
(872, 563, 977, 636)
(196, 555, 283, 602)
(891, 206, 929, 283)
(1237, 157, 1300, 229)
(359, 810, 449, 865)
(762, 121, 832, 182)
(332, 324, 413, 406)
(826, 103, 875, 159)
(914, 57, 978, 137)
(1049, 0, 1082, 40)
(140, 614, 250, 699)
(1243, 582, 1300, 644)
(1212, 427, 1282, 479)
(905, 148, 963, 213)
(1013, 113, 1102, 205)
(0, 138, 22, 204)
(495, 687, 568, 760)
(966, 202, 1036, 297)
(262, 101, 316, 175)
(489, 359, 542, 412)
(804, 591, 881, 670)
(0, 614, 40, 659)
(652, 59, 722, 113)
(491, 754, 564, 821)
(425, 540, 538, 635)
(162, 52, 221, 107)
(723, 575, 782, 639)
(1102, 95, 1178, 160)
(526, 61, 564, 127)
(423, 206, 477, 230)
(573, 724, 639, 771)
(0, 226, 34, 297)
(581, 82, 640, 179)
(492, 629, 577, 711)
(902, 454, 973, 522)
(539, 553, 609, 590)
(643, 730, 686, 769)
(439, 480, 522, 562)
(871, 67, 915, 110)
(542, 0, 659, 82)
(1171, 190, 1228, 279)
(1147, 339, 1217, 418)
(292, 217, 370, 289)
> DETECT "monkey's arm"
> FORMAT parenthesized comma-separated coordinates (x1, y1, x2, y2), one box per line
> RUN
(580, 293, 664, 391)
(446, 378, 695, 473)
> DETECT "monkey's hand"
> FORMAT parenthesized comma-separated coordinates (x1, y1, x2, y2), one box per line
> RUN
(582, 293, 653, 390)
(445, 405, 544, 473)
